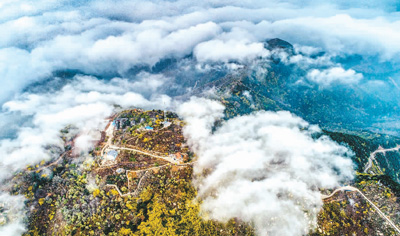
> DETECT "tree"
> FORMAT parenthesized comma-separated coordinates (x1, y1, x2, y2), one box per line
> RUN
(138, 195, 177, 236)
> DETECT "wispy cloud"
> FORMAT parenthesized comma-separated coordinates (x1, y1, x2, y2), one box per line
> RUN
(307, 67, 363, 87)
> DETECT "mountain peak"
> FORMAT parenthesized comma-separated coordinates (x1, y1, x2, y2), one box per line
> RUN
(265, 38, 294, 54)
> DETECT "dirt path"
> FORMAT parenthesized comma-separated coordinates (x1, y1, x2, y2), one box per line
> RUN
(100, 122, 115, 156)
(103, 161, 196, 197)
(101, 120, 181, 164)
(106, 170, 149, 198)
(99, 118, 197, 197)
(27, 149, 71, 173)
(109, 145, 181, 164)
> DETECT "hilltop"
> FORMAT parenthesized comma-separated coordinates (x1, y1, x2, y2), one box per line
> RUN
(2, 106, 399, 235)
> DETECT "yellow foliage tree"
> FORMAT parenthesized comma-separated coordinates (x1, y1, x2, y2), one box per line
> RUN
(38, 198, 45, 205)
(119, 227, 133, 235)
(138, 195, 177, 236)
(93, 188, 100, 198)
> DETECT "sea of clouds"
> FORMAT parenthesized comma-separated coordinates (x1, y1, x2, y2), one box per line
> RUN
(0, 0, 399, 235)
(2, 0, 400, 104)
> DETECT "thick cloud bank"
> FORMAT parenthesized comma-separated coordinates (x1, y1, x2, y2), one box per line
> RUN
(178, 98, 354, 236)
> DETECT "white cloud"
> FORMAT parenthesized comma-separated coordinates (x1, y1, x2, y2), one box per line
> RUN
(1, 0, 399, 103)
(0, 47, 53, 103)
(0, 75, 172, 181)
(0, 0, 399, 234)
(307, 67, 363, 86)
(0, 194, 26, 236)
(194, 39, 268, 63)
(88, 21, 221, 68)
(260, 14, 400, 60)
(178, 98, 354, 236)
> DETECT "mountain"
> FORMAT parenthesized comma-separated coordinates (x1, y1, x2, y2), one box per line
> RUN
(3, 39, 400, 236)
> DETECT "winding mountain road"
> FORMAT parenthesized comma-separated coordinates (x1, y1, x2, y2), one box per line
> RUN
(322, 186, 400, 234)
(364, 145, 400, 173)
(321, 186, 358, 200)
